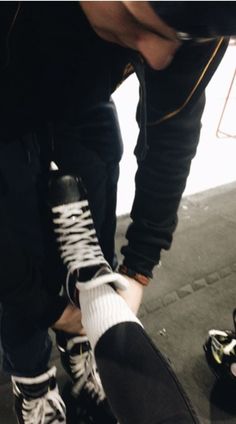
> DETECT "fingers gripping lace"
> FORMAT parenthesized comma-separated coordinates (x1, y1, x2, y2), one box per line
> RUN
(21, 389, 65, 424)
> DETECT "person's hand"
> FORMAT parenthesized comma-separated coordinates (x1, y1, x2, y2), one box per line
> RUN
(79, 1, 180, 70)
(52, 303, 84, 334)
(117, 276, 144, 315)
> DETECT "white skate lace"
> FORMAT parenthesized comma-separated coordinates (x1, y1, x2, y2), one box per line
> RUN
(14, 384, 65, 424)
(71, 348, 105, 404)
(52, 200, 108, 292)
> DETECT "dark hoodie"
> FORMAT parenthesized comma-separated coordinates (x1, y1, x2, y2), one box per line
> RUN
(0, 1, 105, 140)
(150, 1, 236, 39)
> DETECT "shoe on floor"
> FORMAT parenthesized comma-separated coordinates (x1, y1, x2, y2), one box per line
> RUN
(203, 308, 236, 383)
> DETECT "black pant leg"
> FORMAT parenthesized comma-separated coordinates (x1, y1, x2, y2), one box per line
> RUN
(53, 99, 123, 267)
(0, 137, 53, 375)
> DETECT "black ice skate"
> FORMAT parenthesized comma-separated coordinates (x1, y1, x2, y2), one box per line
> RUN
(12, 366, 66, 424)
(57, 334, 117, 423)
(48, 172, 128, 304)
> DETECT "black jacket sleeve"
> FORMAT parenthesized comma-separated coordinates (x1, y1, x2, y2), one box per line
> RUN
(121, 37, 229, 278)
(150, 1, 236, 38)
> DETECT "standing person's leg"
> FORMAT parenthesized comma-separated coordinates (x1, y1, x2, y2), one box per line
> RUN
(52, 100, 123, 423)
(53, 98, 123, 268)
(0, 136, 66, 423)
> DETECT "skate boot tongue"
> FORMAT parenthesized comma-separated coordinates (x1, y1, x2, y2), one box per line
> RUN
(49, 173, 86, 207)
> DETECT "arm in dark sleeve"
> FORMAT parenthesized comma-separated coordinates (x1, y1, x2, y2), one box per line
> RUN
(150, 1, 236, 38)
(121, 38, 228, 278)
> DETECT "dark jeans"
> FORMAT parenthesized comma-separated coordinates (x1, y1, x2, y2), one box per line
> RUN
(0, 99, 123, 377)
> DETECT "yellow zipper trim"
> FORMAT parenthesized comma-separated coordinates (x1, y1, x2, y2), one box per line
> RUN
(148, 37, 225, 126)
(114, 62, 134, 93)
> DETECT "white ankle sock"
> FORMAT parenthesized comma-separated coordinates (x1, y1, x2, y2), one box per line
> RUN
(79, 284, 143, 349)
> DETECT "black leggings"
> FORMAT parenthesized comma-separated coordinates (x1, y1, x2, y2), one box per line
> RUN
(95, 322, 200, 424)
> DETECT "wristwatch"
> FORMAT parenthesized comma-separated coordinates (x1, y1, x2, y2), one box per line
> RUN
(118, 265, 150, 286)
